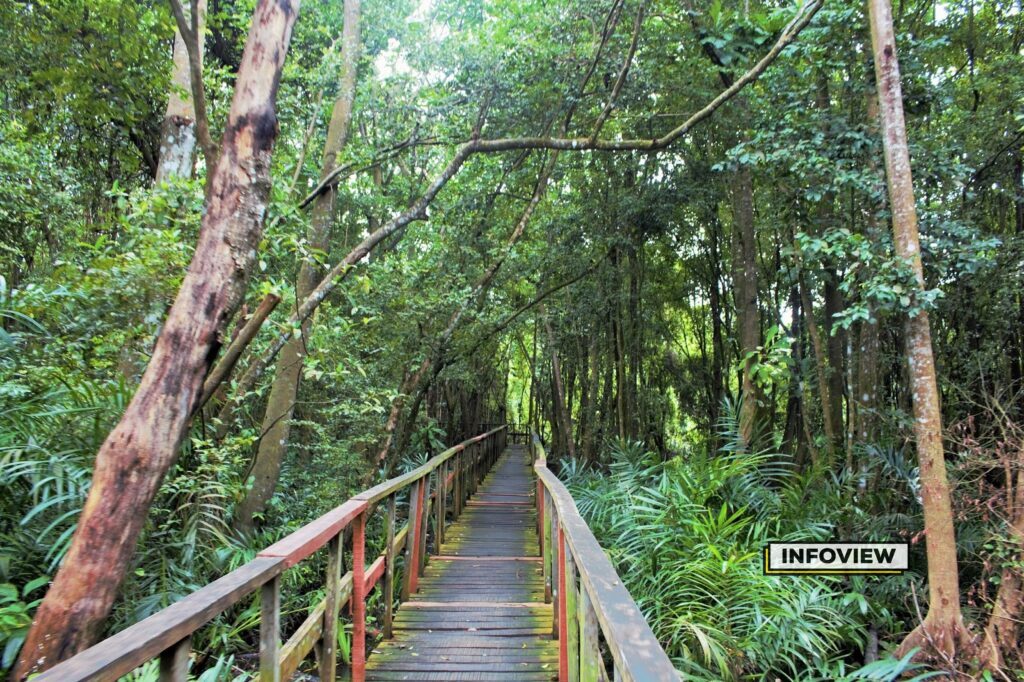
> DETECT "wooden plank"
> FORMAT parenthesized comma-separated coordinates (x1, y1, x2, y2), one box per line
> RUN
(259, 576, 280, 682)
(369, 652, 558, 663)
(578, 587, 603, 682)
(367, 661, 556, 671)
(366, 667, 557, 675)
(432, 555, 540, 561)
(566, 542, 579, 682)
(403, 602, 548, 609)
(557, 526, 567, 681)
(319, 531, 343, 680)
(352, 511, 368, 680)
(435, 462, 446, 553)
(33, 557, 285, 682)
(544, 492, 554, 606)
(403, 478, 423, 600)
(419, 475, 431, 573)
(259, 499, 366, 568)
(384, 493, 397, 638)
(365, 446, 563, 680)
(158, 636, 190, 682)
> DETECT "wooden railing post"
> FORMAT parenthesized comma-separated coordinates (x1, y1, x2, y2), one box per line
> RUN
(384, 493, 396, 638)
(566, 539, 580, 682)
(476, 443, 482, 494)
(351, 511, 367, 681)
(259, 576, 280, 682)
(418, 474, 430, 574)
(402, 479, 423, 600)
(579, 588, 603, 682)
(158, 635, 191, 682)
(543, 491, 554, 605)
(537, 477, 544, 558)
(435, 461, 446, 553)
(453, 451, 462, 518)
(319, 532, 342, 681)
(557, 526, 568, 681)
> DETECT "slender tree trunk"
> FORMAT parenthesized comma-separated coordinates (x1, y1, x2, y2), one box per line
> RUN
(235, 0, 361, 533)
(544, 313, 576, 460)
(611, 284, 628, 441)
(157, 0, 208, 183)
(732, 158, 762, 447)
(12, 2, 300, 676)
(801, 279, 836, 462)
(709, 214, 726, 442)
(823, 271, 846, 445)
(868, 0, 968, 658)
(814, 72, 847, 452)
(853, 316, 881, 444)
(851, 87, 884, 448)
(782, 286, 806, 466)
(581, 339, 598, 459)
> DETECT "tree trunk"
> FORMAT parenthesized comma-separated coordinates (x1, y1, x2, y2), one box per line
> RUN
(235, 0, 361, 533)
(801, 279, 836, 462)
(12, 2, 300, 677)
(732, 158, 761, 447)
(544, 313, 576, 460)
(823, 270, 846, 447)
(708, 214, 726, 442)
(851, 86, 884, 449)
(613, 311, 627, 441)
(156, 0, 208, 183)
(981, 445, 1024, 668)
(581, 339, 599, 460)
(868, 0, 968, 659)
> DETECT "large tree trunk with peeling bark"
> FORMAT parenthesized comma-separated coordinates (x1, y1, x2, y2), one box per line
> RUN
(12, 2, 300, 677)
(156, 0, 207, 183)
(868, 0, 968, 660)
(235, 0, 361, 534)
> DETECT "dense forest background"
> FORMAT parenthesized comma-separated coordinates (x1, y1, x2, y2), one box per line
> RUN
(1, 0, 1024, 679)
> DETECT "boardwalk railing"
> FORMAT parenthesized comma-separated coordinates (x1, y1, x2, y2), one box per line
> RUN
(480, 421, 530, 444)
(531, 433, 678, 682)
(35, 426, 507, 682)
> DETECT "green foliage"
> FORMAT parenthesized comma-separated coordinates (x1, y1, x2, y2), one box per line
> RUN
(0, 0, 1022, 676)
(563, 429, 861, 680)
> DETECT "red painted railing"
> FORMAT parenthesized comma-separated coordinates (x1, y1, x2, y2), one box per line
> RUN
(34, 426, 507, 682)
(531, 433, 678, 682)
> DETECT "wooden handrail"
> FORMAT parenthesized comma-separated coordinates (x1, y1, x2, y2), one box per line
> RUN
(531, 433, 678, 682)
(34, 426, 508, 682)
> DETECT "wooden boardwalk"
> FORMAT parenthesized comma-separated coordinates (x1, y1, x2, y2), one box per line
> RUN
(366, 444, 558, 680)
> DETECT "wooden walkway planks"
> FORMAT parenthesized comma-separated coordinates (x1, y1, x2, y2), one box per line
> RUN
(367, 445, 558, 681)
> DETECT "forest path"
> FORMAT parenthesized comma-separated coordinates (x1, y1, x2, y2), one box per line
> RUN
(365, 444, 558, 680)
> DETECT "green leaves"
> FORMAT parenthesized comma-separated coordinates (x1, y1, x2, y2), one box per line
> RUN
(564, 435, 859, 680)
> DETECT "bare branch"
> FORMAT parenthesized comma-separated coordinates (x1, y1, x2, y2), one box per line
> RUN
(168, 0, 216, 166)
(214, 0, 823, 428)
(590, 2, 646, 142)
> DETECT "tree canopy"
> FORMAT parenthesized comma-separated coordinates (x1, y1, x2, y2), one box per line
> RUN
(2, 0, 1024, 678)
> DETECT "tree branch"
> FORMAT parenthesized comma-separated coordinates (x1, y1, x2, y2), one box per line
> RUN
(168, 0, 217, 167)
(213, 0, 822, 429)
(590, 2, 646, 142)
